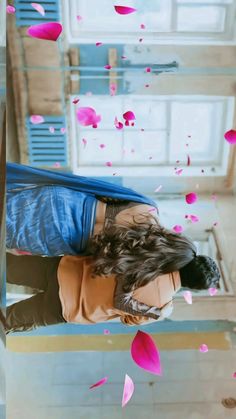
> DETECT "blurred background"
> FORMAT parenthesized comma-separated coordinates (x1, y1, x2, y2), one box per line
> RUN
(4, 0, 236, 418)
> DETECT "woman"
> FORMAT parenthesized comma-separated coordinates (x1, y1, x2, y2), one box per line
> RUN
(6, 251, 220, 333)
(7, 162, 158, 256)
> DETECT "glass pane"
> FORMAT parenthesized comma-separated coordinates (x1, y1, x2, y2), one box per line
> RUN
(70, 0, 172, 34)
(123, 130, 167, 163)
(123, 98, 167, 129)
(177, 6, 226, 32)
(169, 101, 223, 163)
(78, 130, 123, 164)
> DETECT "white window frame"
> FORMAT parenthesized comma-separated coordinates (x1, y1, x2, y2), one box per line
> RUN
(69, 94, 234, 177)
(63, 0, 236, 45)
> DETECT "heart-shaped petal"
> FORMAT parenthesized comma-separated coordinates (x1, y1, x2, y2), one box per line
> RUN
(224, 129, 236, 145)
(185, 192, 198, 204)
(27, 22, 63, 41)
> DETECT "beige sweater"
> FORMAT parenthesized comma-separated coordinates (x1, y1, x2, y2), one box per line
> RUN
(57, 255, 181, 325)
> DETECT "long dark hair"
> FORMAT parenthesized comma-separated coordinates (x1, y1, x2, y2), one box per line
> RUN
(89, 217, 196, 292)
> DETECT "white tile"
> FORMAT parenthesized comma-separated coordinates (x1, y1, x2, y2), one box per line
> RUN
(198, 360, 235, 380)
(101, 383, 153, 405)
(102, 405, 155, 419)
(49, 384, 102, 406)
(152, 381, 206, 403)
(201, 380, 236, 402)
(7, 406, 102, 419)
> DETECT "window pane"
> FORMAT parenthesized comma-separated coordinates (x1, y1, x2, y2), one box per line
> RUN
(169, 101, 223, 163)
(177, 6, 226, 32)
(124, 98, 167, 129)
(123, 130, 167, 163)
(78, 130, 123, 164)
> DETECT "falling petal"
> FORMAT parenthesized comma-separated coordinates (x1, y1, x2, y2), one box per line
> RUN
(76, 15, 82, 22)
(31, 3, 45, 16)
(224, 129, 236, 145)
(104, 65, 112, 70)
(60, 127, 66, 134)
(114, 117, 123, 130)
(103, 329, 110, 335)
(140, 24, 146, 29)
(189, 215, 199, 223)
(232, 372, 236, 378)
(121, 55, 127, 60)
(123, 111, 135, 121)
(173, 225, 183, 233)
(145, 84, 150, 88)
(208, 287, 218, 296)
(213, 222, 218, 227)
(187, 155, 191, 166)
(99, 144, 106, 149)
(6, 5, 16, 14)
(30, 115, 44, 124)
(85, 91, 93, 96)
(154, 185, 162, 192)
(185, 192, 198, 205)
(211, 194, 217, 201)
(110, 82, 117, 96)
(131, 148, 135, 153)
(131, 330, 162, 375)
(72, 97, 80, 104)
(53, 162, 61, 168)
(175, 169, 183, 176)
(49, 126, 55, 133)
(27, 22, 63, 41)
(148, 156, 152, 160)
(114, 5, 137, 15)
(89, 377, 108, 390)
(76, 107, 101, 128)
(122, 375, 134, 408)
(148, 207, 157, 213)
(146, 67, 151, 73)
(95, 42, 103, 46)
(199, 344, 208, 353)
(183, 290, 192, 305)
(82, 138, 87, 148)
(105, 161, 112, 167)
(112, 173, 117, 176)
(139, 38, 143, 42)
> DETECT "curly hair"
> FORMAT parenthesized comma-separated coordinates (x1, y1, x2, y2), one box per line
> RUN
(89, 218, 197, 292)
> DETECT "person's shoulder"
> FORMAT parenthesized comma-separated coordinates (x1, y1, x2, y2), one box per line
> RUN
(115, 204, 159, 226)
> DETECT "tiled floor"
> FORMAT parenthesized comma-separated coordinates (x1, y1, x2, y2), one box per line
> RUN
(6, 349, 236, 418)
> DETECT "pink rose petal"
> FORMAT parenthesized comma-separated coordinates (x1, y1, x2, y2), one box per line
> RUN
(82, 138, 87, 148)
(208, 287, 218, 296)
(114, 117, 123, 130)
(103, 329, 110, 335)
(148, 207, 157, 213)
(140, 24, 146, 29)
(189, 215, 199, 223)
(105, 161, 112, 167)
(72, 97, 80, 104)
(211, 194, 217, 201)
(232, 372, 236, 379)
(185, 192, 198, 205)
(187, 154, 191, 166)
(139, 38, 143, 42)
(53, 162, 61, 168)
(122, 374, 134, 408)
(131, 330, 162, 375)
(99, 143, 106, 149)
(31, 3, 45, 16)
(146, 67, 151, 73)
(183, 290, 192, 305)
(60, 127, 66, 134)
(6, 5, 16, 14)
(95, 42, 103, 46)
(123, 111, 135, 122)
(121, 55, 127, 60)
(49, 126, 55, 133)
(30, 115, 44, 124)
(89, 377, 108, 389)
(104, 65, 112, 70)
(76, 107, 101, 128)
(199, 344, 208, 353)
(173, 225, 183, 233)
(224, 129, 236, 145)
(145, 84, 150, 88)
(114, 5, 137, 15)
(27, 22, 63, 41)
(110, 82, 117, 96)
(175, 168, 183, 176)
(76, 15, 83, 22)
(154, 185, 162, 192)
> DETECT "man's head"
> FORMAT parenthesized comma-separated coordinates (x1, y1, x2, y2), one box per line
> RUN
(179, 255, 220, 291)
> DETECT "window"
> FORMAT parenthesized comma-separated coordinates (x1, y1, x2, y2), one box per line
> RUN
(70, 95, 233, 177)
(64, 0, 236, 44)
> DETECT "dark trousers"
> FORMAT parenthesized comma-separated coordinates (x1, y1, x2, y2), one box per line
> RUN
(6, 254, 66, 333)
